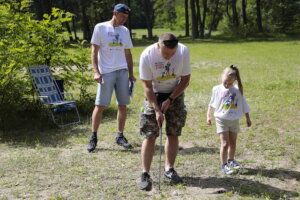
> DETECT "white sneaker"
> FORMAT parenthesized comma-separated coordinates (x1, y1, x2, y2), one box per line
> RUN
(228, 160, 241, 170)
(221, 164, 234, 175)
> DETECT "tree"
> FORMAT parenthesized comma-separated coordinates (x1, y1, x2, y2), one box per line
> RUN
(208, 0, 219, 37)
(80, 0, 92, 40)
(33, 0, 52, 20)
(241, 0, 247, 24)
(199, 0, 208, 38)
(231, 0, 239, 27)
(190, 0, 199, 38)
(256, 0, 263, 32)
(184, 0, 189, 36)
(143, 0, 155, 38)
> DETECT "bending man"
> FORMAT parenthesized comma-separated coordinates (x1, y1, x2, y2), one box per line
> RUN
(138, 33, 191, 191)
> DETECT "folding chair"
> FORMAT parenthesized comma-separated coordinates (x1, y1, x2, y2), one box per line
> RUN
(28, 65, 80, 127)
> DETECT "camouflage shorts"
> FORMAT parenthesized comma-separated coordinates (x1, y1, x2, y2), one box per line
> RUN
(140, 94, 187, 138)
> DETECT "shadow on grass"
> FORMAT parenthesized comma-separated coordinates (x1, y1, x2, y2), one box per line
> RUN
(92, 147, 140, 154)
(0, 105, 124, 148)
(0, 125, 89, 148)
(240, 168, 300, 181)
(178, 146, 218, 155)
(183, 176, 299, 199)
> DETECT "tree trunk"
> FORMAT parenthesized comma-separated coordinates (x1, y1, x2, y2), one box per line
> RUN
(208, 0, 219, 37)
(65, 23, 74, 41)
(231, 0, 239, 27)
(256, 0, 263, 32)
(127, 0, 132, 38)
(34, 0, 52, 20)
(72, 17, 79, 40)
(80, 0, 92, 40)
(242, 0, 247, 24)
(196, 0, 201, 38)
(184, 0, 189, 37)
(199, 0, 208, 38)
(190, 0, 199, 39)
(62, 0, 73, 41)
(226, 0, 231, 21)
(144, 0, 154, 39)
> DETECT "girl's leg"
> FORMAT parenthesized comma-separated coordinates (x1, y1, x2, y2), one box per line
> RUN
(219, 132, 230, 165)
(228, 132, 238, 160)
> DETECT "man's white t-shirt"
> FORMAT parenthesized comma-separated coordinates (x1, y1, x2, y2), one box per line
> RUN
(91, 21, 133, 74)
(139, 43, 191, 93)
(209, 84, 250, 120)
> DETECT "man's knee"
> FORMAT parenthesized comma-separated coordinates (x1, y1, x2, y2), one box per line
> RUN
(118, 104, 127, 111)
(94, 105, 106, 112)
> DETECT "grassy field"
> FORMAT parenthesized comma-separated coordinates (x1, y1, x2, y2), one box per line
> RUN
(1, 37, 300, 199)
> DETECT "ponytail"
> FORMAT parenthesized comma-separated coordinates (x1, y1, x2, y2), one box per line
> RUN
(230, 65, 243, 95)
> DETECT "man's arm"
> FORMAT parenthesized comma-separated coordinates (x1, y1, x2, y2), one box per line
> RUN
(169, 74, 190, 99)
(141, 80, 164, 126)
(91, 44, 102, 83)
(161, 74, 190, 113)
(125, 49, 136, 82)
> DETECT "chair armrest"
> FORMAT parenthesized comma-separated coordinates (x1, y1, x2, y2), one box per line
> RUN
(39, 96, 49, 99)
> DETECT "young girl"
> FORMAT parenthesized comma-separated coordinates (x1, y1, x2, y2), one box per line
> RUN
(207, 65, 252, 174)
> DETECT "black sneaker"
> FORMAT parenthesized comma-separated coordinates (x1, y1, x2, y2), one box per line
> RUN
(164, 168, 183, 184)
(115, 135, 132, 149)
(140, 172, 152, 191)
(87, 136, 97, 152)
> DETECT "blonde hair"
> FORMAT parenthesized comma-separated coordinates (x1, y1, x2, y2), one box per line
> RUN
(222, 65, 243, 95)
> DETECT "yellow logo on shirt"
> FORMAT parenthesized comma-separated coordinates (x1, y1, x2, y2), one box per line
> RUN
(156, 61, 176, 81)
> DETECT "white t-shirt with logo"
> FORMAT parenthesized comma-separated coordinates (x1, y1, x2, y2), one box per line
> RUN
(139, 43, 191, 93)
(91, 21, 133, 74)
(209, 84, 250, 120)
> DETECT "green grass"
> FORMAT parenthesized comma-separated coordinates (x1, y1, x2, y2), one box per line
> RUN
(1, 37, 300, 199)
(131, 28, 186, 39)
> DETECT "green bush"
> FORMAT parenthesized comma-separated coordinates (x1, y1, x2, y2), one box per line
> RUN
(0, 0, 91, 130)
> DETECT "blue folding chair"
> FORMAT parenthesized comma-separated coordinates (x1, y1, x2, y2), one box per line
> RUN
(28, 65, 80, 127)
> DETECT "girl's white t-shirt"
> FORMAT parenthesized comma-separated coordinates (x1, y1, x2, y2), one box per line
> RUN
(139, 43, 191, 93)
(91, 21, 133, 74)
(209, 84, 250, 120)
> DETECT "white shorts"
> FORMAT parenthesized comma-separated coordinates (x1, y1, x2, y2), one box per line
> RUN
(215, 118, 240, 133)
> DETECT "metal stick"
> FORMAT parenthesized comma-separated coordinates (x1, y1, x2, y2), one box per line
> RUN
(158, 125, 163, 191)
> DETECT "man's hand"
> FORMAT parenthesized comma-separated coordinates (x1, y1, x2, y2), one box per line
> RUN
(129, 75, 136, 82)
(94, 72, 103, 84)
(161, 99, 171, 114)
(155, 110, 164, 127)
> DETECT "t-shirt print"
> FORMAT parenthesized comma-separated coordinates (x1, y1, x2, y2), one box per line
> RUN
(155, 61, 177, 82)
(108, 32, 123, 48)
(222, 91, 238, 110)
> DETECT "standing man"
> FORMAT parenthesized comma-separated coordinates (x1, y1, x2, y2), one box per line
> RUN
(87, 4, 136, 152)
(138, 33, 191, 191)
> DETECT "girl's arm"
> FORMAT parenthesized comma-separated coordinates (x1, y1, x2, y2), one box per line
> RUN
(245, 113, 252, 127)
(207, 106, 213, 125)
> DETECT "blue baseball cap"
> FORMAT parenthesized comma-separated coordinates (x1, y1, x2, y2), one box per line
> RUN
(114, 4, 131, 14)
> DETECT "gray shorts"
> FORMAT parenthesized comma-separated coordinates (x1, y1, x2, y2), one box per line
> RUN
(140, 94, 187, 138)
(215, 118, 240, 133)
(95, 69, 130, 106)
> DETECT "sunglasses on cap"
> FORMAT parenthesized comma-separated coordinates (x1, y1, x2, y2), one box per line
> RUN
(163, 39, 179, 49)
